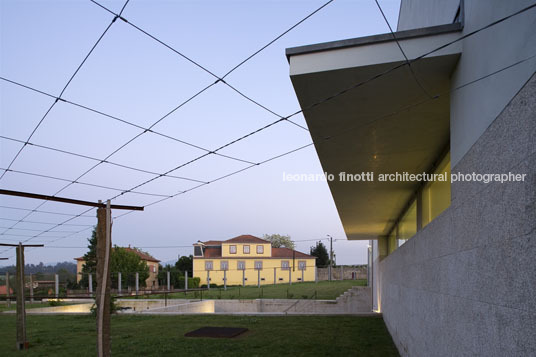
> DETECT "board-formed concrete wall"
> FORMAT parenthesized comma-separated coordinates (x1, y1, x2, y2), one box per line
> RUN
(380, 73, 536, 356)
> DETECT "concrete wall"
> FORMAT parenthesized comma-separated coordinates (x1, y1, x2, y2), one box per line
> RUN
(397, 0, 460, 31)
(380, 72, 536, 356)
(128, 287, 372, 314)
(450, 0, 536, 166)
(399, 0, 536, 166)
(316, 266, 367, 281)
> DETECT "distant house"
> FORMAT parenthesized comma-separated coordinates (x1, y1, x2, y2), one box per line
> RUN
(0, 285, 13, 295)
(193, 235, 316, 286)
(75, 247, 160, 288)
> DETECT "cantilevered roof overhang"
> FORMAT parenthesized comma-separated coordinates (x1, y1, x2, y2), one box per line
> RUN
(287, 23, 462, 240)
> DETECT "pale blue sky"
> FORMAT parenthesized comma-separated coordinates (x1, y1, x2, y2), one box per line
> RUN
(0, 0, 400, 266)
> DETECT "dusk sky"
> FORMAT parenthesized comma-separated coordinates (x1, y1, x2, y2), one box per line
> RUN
(0, 0, 400, 267)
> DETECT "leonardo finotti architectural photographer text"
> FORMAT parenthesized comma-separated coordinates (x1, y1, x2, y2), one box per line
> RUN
(282, 171, 527, 184)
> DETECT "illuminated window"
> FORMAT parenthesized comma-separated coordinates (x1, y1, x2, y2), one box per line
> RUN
(422, 152, 451, 227)
(229, 245, 237, 254)
(205, 261, 213, 270)
(243, 245, 250, 254)
(257, 245, 264, 254)
(281, 261, 290, 270)
(398, 201, 416, 247)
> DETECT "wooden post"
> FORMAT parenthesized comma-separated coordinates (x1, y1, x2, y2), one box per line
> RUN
(274, 267, 276, 285)
(315, 266, 318, 284)
(242, 269, 245, 287)
(223, 270, 227, 291)
(341, 266, 344, 281)
(207, 270, 210, 290)
(135, 272, 139, 295)
(184, 271, 188, 290)
(6, 272, 10, 308)
(96, 200, 112, 357)
(167, 271, 170, 291)
(29, 274, 34, 303)
(257, 269, 260, 288)
(89, 274, 93, 295)
(301, 268, 304, 283)
(16, 244, 27, 350)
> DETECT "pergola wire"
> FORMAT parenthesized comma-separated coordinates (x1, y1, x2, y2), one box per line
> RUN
(1, 2, 535, 256)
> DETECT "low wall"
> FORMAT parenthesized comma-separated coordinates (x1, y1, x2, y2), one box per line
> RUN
(317, 266, 367, 281)
(26, 303, 94, 314)
(137, 286, 372, 314)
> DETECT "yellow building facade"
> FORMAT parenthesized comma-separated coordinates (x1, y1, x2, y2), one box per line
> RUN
(193, 235, 316, 286)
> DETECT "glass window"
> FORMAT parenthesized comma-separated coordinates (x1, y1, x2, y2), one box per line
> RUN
(422, 153, 451, 227)
(257, 245, 264, 254)
(220, 261, 228, 271)
(243, 245, 250, 254)
(387, 229, 397, 254)
(298, 261, 306, 270)
(398, 200, 416, 246)
(281, 261, 290, 270)
(194, 246, 203, 257)
(229, 245, 237, 254)
(205, 261, 213, 270)
(254, 261, 263, 270)
(237, 261, 245, 270)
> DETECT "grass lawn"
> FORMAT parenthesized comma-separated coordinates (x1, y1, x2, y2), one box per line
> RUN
(139, 280, 366, 300)
(0, 314, 399, 356)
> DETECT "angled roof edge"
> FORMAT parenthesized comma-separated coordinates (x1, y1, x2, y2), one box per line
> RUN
(285, 22, 463, 62)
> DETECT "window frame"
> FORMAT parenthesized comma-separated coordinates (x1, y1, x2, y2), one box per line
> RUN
(237, 261, 246, 270)
(298, 261, 306, 271)
(205, 261, 213, 270)
(256, 245, 264, 254)
(229, 245, 237, 254)
(243, 245, 250, 254)
(254, 261, 263, 270)
(281, 260, 290, 270)
(220, 261, 229, 271)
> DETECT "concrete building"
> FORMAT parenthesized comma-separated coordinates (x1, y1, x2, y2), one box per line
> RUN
(75, 247, 160, 288)
(287, 0, 535, 355)
(193, 235, 316, 286)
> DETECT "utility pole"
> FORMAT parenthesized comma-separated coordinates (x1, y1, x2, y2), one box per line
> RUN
(327, 235, 333, 282)
(0, 243, 44, 350)
(0, 189, 143, 357)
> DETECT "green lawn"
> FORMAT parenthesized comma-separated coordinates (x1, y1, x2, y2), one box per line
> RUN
(0, 314, 399, 356)
(139, 280, 366, 300)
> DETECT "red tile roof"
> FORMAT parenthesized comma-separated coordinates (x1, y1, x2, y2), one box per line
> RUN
(74, 247, 159, 263)
(202, 240, 223, 246)
(224, 235, 269, 244)
(0, 285, 13, 295)
(271, 247, 315, 259)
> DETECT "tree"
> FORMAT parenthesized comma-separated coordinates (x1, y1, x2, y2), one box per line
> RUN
(79, 227, 97, 290)
(175, 255, 193, 277)
(262, 234, 295, 249)
(310, 241, 329, 267)
(79, 228, 150, 290)
(110, 246, 150, 288)
(157, 264, 181, 287)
